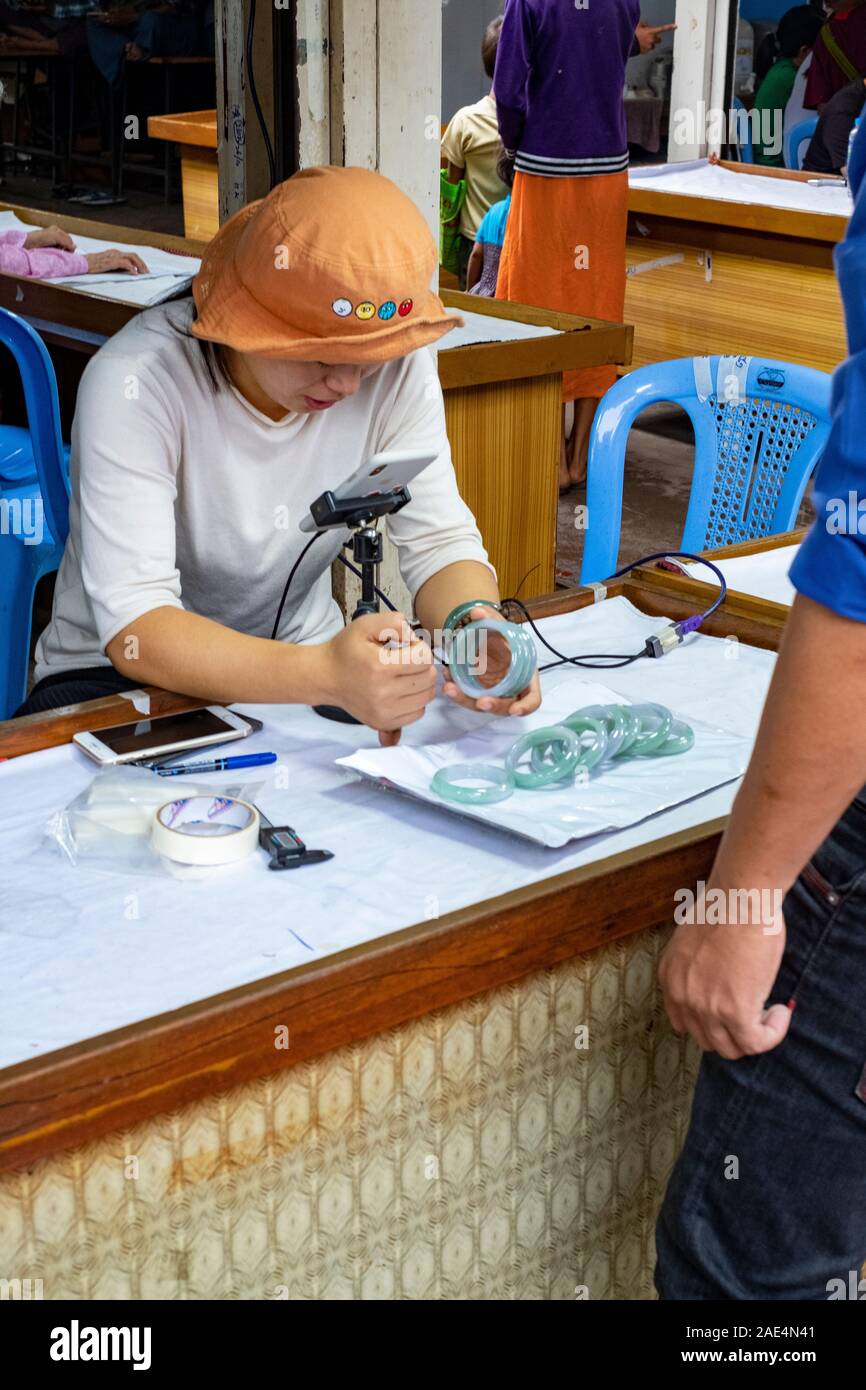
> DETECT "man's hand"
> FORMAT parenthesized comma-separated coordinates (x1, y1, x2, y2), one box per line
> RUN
(319, 612, 437, 746)
(660, 888, 793, 1059)
(85, 249, 149, 274)
(635, 20, 676, 54)
(24, 225, 76, 252)
(442, 604, 542, 718)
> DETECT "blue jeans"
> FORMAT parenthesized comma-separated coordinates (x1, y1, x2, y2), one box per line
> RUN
(656, 793, 866, 1300)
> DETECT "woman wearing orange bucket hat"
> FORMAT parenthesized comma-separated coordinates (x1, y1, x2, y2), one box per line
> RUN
(23, 167, 541, 738)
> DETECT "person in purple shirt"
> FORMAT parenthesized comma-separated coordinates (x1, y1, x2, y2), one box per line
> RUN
(493, 0, 642, 490)
(655, 124, 866, 1299)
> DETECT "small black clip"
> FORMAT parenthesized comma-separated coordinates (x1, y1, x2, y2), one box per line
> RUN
(259, 823, 334, 872)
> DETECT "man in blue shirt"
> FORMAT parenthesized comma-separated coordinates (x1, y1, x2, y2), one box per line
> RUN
(655, 128, 866, 1300)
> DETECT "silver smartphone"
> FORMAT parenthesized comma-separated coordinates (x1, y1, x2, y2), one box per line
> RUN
(73, 705, 253, 766)
(299, 448, 439, 533)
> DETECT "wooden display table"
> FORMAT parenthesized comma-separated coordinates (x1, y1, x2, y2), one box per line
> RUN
(626, 161, 848, 373)
(147, 109, 219, 241)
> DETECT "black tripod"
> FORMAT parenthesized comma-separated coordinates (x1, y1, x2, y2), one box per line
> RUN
(309, 486, 412, 724)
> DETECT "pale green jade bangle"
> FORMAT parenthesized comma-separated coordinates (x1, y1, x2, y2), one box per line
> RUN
(431, 763, 515, 805)
(627, 703, 674, 755)
(606, 704, 642, 757)
(506, 724, 582, 789)
(447, 619, 537, 700)
(639, 719, 695, 757)
(442, 599, 504, 634)
(558, 713, 609, 770)
(571, 704, 632, 760)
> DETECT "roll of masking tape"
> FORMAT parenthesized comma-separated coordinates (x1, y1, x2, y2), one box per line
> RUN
(151, 795, 260, 866)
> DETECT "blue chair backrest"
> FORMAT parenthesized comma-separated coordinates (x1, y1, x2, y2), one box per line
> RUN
(732, 96, 754, 164)
(0, 307, 70, 546)
(580, 355, 832, 584)
(784, 115, 818, 170)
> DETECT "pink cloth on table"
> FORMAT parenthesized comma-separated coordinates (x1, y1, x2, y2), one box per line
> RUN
(0, 232, 89, 279)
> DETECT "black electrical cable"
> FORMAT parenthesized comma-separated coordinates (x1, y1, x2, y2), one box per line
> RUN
(274, 542, 729, 675)
(270, 530, 324, 641)
(335, 551, 399, 610)
(246, 0, 276, 190)
(501, 551, 729, 674)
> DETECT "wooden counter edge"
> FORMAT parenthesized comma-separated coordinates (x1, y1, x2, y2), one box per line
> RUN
(628, 185, 847, 246)
(0, 813, 726, 1173)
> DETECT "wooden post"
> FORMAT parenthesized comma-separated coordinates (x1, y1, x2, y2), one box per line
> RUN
(214, 0, 281, 219)
(328, 0, 442, 618)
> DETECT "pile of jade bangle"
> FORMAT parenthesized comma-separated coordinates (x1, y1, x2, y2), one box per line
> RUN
(430, 702, 695, 806)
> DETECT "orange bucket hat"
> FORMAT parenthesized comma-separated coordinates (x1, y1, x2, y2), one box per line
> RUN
(191, 166, 463, 363)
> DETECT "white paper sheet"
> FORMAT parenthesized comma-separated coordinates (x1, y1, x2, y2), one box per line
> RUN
(338, 676, 750, 848)
(629, 159, 852, 219)
(0, 211, 200, 307)
(439, 309, 559, 351)
(685, 544, 800, 606)
(0, 597, 777, 1068)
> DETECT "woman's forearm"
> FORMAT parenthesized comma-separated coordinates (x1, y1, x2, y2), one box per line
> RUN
(106, 606, 330, 705)
(413, 561, 500, 639)
(712, 593, 866, 893)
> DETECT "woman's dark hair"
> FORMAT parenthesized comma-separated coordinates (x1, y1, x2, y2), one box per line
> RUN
(482, 15, 503, 79)
(778, 5, 824, 57)
(496, 146, 515, 188)
(167, 296, 230, 393)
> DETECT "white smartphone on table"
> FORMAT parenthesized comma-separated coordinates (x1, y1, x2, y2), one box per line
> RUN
(73, 705, 253, 766)
(299, 448, 439, 532)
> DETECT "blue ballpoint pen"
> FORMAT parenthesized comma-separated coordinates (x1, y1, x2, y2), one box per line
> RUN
(156, 752, 278, 776)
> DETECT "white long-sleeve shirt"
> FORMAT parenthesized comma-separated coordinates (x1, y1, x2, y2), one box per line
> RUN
(35, 300, 493, 681)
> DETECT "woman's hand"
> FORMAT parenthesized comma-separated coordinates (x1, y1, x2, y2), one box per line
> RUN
(659, 885, 793, 1060)
(85, 249, 149, 274)
(23, 225, 76, 252)
(441, 604, 542, 718)
(318, 611, 437, 746)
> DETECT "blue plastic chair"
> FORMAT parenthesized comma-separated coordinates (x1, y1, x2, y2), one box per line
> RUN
(580, 356, 832, 584)
(0, 307, 70, 719)
(732, 96, 754, 164)
(784, 116, 818, 170)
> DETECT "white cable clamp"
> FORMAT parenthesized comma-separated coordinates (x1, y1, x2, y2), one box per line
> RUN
(584, 582, 607, 604)
(118, 689, 151, 716)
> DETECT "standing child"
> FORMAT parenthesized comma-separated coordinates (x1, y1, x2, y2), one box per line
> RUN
(466, 149, 513, 297)
(441, 15, 509, 287)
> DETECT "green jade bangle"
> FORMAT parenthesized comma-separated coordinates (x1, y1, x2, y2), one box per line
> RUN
(506, 724, 582, 789)
(430, 762, 516, 805)
(446, 619, 537, 700)
(570, 704, 634, 760)
(531, 713, 609, 779)
(627, 703, 674, 755)
(639, 719, 695, 756)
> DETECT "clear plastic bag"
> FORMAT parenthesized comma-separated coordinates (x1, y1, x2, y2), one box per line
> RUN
(44, 764, 265, 879)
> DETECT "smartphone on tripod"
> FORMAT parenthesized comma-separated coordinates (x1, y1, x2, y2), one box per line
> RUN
(299, 448, 439, 533)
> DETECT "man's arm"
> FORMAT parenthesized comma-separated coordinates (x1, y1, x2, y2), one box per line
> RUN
(711, 594, 866, 899)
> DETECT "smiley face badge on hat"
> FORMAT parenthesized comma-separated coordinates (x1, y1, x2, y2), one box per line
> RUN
(192, 166, 463, 364)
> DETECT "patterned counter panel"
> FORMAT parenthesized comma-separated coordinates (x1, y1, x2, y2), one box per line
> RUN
(0, 926, 698, 1301)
